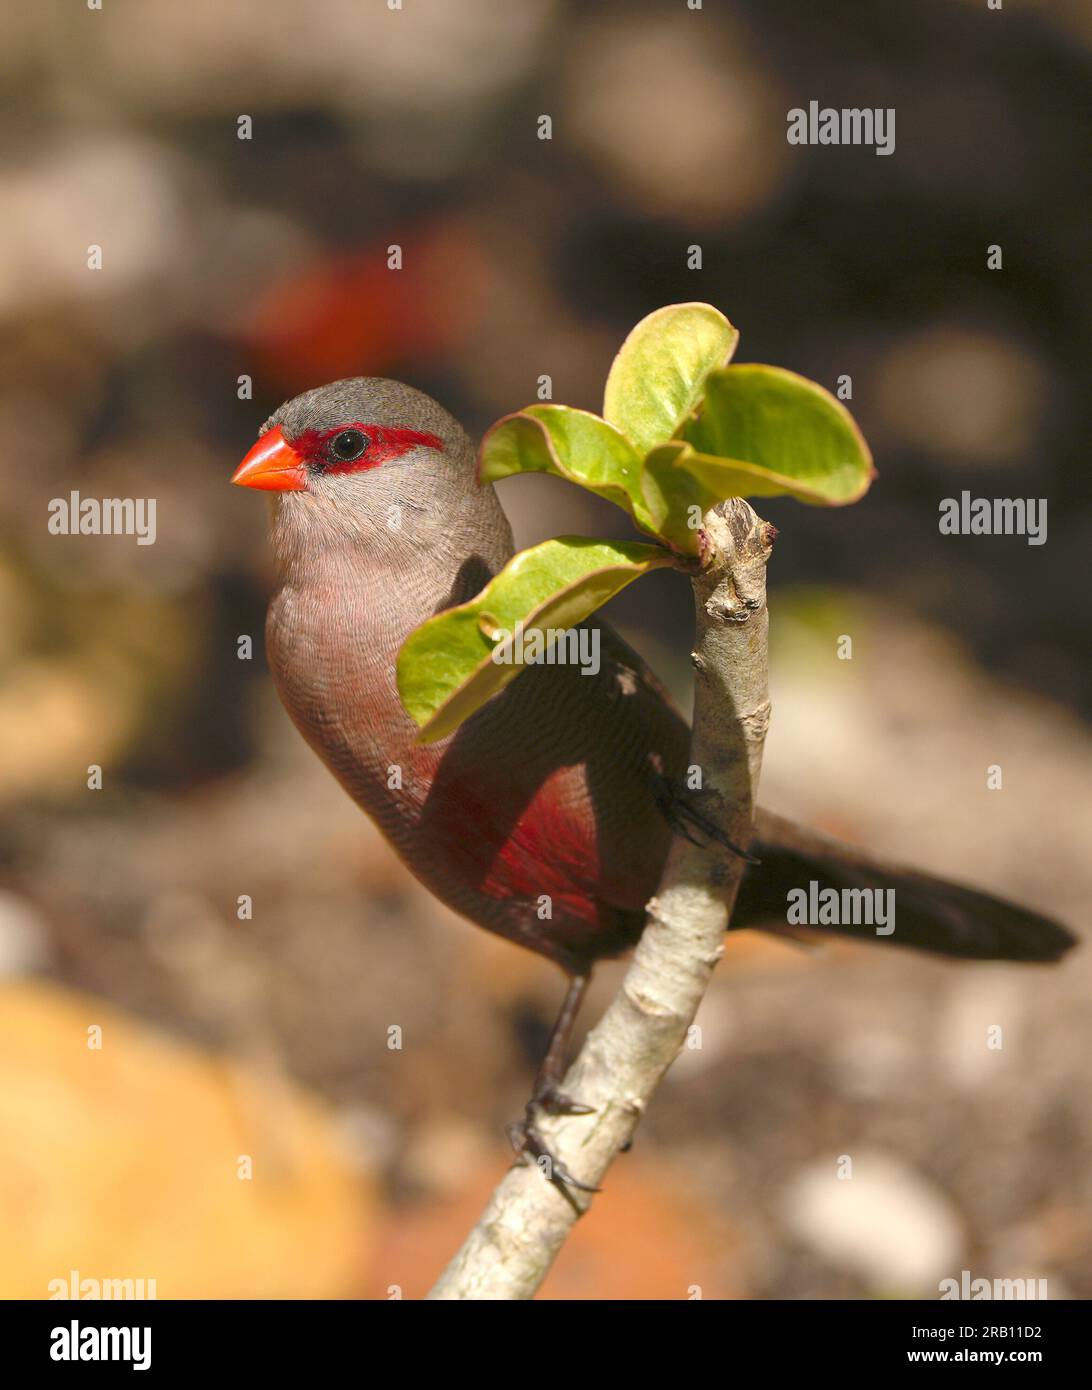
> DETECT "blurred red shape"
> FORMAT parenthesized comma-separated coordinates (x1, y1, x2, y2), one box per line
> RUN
(243, 220, 489, 390)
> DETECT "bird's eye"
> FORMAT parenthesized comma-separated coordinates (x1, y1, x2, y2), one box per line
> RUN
(329, 429, 369, 463)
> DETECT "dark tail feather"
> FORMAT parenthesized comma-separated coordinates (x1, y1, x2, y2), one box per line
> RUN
(733, 809, 1077, 963)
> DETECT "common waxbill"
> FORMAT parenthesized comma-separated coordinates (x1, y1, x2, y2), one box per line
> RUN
(232, 377, 1075, 1181)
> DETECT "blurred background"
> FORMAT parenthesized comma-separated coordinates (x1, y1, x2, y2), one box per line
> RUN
(2, 0, 1090, 1299)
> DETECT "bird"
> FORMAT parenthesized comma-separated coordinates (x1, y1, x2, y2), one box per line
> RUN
(232, 376, 1076, 1187)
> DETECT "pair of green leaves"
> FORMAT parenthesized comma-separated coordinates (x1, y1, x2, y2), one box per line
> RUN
(398, 303, 875, 742)
(480, 304, 873, 553)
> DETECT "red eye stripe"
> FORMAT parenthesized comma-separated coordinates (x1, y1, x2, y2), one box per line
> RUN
(292, 424, 445, 474)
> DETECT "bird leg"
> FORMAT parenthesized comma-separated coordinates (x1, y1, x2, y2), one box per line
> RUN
(649, 768, 761, 865)
(508, 972, 601, 1195)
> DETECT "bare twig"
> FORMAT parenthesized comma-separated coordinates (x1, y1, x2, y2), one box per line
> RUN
(427, 499, 774, 1300)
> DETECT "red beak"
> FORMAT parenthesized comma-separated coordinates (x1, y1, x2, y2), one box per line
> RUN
(231, 426, 308, 491)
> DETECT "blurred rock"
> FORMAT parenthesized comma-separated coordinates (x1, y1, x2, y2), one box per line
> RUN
(0, 892, 50, 978)
(563, 15, 793, 225)
(0, 137, 185, 317)
(0, 981, 375, 1298)
(43, 0, 554, 153)
(780, 1151, 965, 1293)
(935, 975, 1024, 1090)
(399, 1114, 495, 1199)
(826, 1028, 917, 1102)
(873, 324, 1050, 470)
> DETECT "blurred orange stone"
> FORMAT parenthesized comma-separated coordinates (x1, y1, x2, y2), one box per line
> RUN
(0, 981, 376, 1299)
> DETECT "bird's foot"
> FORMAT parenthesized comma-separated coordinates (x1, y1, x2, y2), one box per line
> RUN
(650, 772, 761, 865)
(534, 1082, 596, 1118)
(508, 1084, 600, 1195)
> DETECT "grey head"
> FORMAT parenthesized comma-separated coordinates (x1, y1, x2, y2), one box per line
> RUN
(235, 377, 510, 570)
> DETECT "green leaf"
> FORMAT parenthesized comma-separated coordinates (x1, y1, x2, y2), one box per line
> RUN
(639, 444, 716, 555)
(641, 439, 845, 553)
(683, 364, 875, 505)
(603, 302, 739, 456)
(478, 405, 653, 532)
(396, 536, 673, 743)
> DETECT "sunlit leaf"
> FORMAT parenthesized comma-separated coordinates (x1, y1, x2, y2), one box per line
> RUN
(603, 303, 739, 456)
(478, 405, 653, 531)
(683, 364, 875, 505)
(397, 536, 673, 742)
(639, 444, 716, 555)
